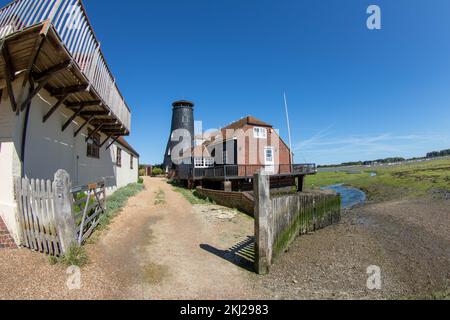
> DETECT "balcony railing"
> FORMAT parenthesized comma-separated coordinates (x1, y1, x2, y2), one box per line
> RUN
(190, 164, 317, 179)
(0, 0, 130, 131)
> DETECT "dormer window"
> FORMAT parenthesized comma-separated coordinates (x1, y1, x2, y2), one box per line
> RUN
(253, 127, 267, 139)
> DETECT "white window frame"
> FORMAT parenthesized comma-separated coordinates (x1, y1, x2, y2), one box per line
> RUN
(264, 146, 275, 173)
(194, 157, 214, 168)
(253, 127, 267, 139)
(264, 147, 274, 164)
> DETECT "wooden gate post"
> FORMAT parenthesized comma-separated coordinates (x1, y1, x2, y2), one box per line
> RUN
(53, 169, 76, 254)
(254, 172, 272, 275)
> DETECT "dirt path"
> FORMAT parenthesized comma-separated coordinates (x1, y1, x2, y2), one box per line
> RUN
(0, 178, 261, 300)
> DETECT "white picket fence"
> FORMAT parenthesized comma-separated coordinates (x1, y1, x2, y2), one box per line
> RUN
(14, 177, 62, 256)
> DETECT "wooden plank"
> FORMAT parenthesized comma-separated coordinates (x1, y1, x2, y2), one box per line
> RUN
(42, 94, 69, 123)
(33, 59, 72, 82)
(66, 100, 101, 108)
(1, 42, 17, 112)
(21, 178, 33, 250)
(85, 123, 103, 142)
(36, 179, 51, 254)
(73, 114, 94, 137)
(30, 179, 43, 253)
(50, 84, 89, 97)
(24, 178, 37, 250)
(41, 179, 53, 255)
(40, 179, 54, 256)
(62, 105, 86, 132)
(49, 180, 60, 256)
(14, 178, 28, 248)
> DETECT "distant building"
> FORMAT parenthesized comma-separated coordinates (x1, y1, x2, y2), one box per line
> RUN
(164, 100, 316, 191)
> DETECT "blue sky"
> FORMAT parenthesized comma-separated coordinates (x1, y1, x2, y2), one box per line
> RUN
(9, 0, 450, 165)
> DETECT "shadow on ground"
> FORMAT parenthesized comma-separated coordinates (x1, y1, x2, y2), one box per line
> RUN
(200, 236, 255, 272)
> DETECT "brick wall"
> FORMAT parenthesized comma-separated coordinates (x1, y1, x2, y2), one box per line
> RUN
(0, 216, 17, 249)
(196, 187, 255, 216)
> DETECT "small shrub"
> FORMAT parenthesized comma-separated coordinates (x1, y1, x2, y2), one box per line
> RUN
(173, 186, 213, 205)
(138, 177, 144, 184)
(49, 244, 89, 267)
(63, 245, 89, 267)
(152, 167, 164, 176)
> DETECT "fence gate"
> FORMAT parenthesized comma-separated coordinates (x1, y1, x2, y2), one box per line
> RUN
(14, 170, 107, 256)
(14, 177, 62, 256)
(72, 181, 106, 245)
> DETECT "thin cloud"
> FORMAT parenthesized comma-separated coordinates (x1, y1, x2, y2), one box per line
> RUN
(293, 132, 450, 164)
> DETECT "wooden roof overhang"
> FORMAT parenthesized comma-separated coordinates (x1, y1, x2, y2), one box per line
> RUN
(0, 22, 129, 138)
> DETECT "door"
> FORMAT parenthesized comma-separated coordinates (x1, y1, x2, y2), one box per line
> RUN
(264, 147, 275, 173)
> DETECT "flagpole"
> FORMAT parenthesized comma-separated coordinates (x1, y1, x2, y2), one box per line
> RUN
(284, 92, 294, 171)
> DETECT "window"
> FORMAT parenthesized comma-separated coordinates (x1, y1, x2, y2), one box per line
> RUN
(116, 148, 122, 167)
(253, 127, 267, 139)
(265, 148, 274, 163)
(130, 155, 134, 170)
(87, 130, 100, 159)
(194, 157, 214, 168)
(223, 151, 227, 164)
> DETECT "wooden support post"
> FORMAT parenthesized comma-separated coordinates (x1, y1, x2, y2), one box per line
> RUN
(18, 34, 46, 105)
(33, 60, 72, 82)
(85, 123, 104, 142)
(100, 133, 114, 148)
(21, 60, 73, 111)
(106, 136, 120, 150)
(254, 172, 272, 275)
(1, 42, 17, 112)
(43, 94, 69, 123)
(62, 106, 86, 132)
(297, 176, 304, 192)
(53, 170, 77, 254)
(50, 84, 89, 97)
(73, 115, 95, 137)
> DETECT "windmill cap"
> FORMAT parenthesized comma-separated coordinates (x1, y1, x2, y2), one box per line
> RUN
(172, 100, 194, 108)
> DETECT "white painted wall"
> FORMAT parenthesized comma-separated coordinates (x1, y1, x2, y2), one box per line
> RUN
(0, 78, 138, 238)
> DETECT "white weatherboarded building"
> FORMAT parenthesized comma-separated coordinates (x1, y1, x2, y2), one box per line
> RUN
(0, 0, 139, 244)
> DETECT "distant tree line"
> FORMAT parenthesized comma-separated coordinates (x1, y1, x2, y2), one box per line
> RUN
(426, 149, 450, 158)
(318, 148, 450, 168)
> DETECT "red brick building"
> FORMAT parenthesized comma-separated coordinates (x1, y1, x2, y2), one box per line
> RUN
(174, 115, 316, 191)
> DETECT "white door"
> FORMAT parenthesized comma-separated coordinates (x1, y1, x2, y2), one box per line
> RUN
(264, 147, 275, 173)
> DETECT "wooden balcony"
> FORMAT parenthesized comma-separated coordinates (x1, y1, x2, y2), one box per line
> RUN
(177, 164, 317, 181)
(0, 0, 131, 136)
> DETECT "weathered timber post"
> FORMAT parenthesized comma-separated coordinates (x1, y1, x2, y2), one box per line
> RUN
(53, 169, 77, 254)
(254, 172, 272, 274)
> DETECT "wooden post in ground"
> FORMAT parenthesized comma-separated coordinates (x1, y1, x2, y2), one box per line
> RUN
(254, 172, 272, 274)
(53, 169, 76, 254)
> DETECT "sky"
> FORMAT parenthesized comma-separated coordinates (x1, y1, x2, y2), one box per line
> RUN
(6, 0, 450, 165)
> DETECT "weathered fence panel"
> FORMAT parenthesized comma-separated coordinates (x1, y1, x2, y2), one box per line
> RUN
(254, 172, 341, 274)
(14, 170, 107, 256)
(14, 176, 62, 256)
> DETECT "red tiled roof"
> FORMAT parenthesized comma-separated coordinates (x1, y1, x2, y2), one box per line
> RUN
(223, 116, 273, 130)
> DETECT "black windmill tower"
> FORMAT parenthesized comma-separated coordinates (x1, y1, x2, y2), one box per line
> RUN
(164, 100, 195, 172)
